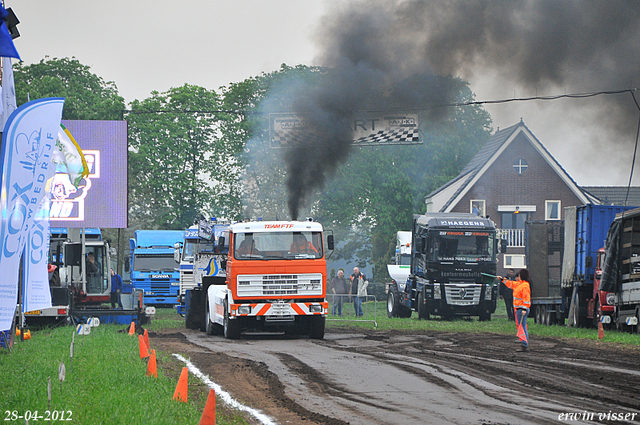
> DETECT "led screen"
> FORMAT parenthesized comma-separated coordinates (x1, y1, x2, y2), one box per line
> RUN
(51, 120, 127, 228)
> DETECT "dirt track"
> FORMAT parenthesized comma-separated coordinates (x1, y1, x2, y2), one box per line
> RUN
(150, 326, 640, 425)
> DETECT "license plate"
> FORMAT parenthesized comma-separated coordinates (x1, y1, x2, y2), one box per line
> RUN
(25, 310, 41, 315)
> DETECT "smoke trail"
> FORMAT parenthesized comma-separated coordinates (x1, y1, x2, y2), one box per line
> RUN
(283, 0, 640, 218)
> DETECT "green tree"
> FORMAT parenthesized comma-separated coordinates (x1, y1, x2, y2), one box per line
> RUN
(220, 64, 327, 220)
(14, 57, 125, 120)
(127, 84, 242, 230)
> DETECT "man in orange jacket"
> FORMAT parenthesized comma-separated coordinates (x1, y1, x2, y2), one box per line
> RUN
(499, 269, 531, 352)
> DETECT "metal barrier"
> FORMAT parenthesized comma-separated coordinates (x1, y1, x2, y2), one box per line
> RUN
(326, 294, 377, 327)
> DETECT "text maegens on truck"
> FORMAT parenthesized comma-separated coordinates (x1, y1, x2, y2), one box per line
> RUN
(387, 213, 502, 321)
(186, 219, 334, 339)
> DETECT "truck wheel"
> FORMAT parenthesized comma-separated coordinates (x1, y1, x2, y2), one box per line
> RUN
(223, 299, 241, 339)
(387, 286, 400, 318)
(417, 291, 429, 320)
(478, 310, 491, 321)
(400, 306, 413, 318)
(572, 294, 586, 328)
(309, 316, 326, 339)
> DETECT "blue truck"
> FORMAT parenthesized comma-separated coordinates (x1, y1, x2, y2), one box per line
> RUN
(526, 204, 636, 327)
(128, 230, 184, 306)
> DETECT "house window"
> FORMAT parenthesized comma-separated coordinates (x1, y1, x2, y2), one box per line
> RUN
(504, 255, 526, 268)
(513, 158, 528, 174)
(471, 200, 485, 217)
(501, 212, 529, 229)
(546, 200, 561, 220)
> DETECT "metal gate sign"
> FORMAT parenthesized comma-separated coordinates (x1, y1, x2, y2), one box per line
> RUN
(269, 112, 422, 147)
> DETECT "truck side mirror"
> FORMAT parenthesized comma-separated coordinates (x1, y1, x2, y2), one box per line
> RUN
(124, 256, 130, 273)
(217, 236, 226, 252)
(327, 235, 334, 250)
(415, 237, 424, 253)
(585, 255, 593, 268)
(174, 243, 181, 263)
(500, 239, 508, 254)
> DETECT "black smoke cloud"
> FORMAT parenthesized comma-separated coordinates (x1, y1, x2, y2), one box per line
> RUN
(283, 0, 640, 219)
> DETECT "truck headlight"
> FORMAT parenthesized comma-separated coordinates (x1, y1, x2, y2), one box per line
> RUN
(485, 286, 492, 300)
(237, 306, 252, 315)
(606, 293, 615, 305)
(309, 304, 323, 313)
(434, 285, 441, 300)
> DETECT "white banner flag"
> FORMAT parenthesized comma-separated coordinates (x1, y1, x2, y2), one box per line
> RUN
(23, 196, 53, 313)
(0, 97, 64, 331)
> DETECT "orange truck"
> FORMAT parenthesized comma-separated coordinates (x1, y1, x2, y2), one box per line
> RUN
(200, 219, 333, 339)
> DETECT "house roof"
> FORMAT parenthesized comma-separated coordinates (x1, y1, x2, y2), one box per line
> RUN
(582, 186, 640, 207)
(426, 120, 596, 211)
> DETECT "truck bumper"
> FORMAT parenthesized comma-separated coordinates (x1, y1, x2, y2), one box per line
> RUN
(231, 301, 328, 318)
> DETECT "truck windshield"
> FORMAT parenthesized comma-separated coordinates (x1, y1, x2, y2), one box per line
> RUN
(181, 240, 197, 262)
(429, 231, 494, 262)
(234, 231, 323, 260)
(134, 254, 177, 272)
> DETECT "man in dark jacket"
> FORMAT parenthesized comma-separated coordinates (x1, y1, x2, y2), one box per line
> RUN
(500, 269, 515, 321)
(110, 268, 123, 309)
(329, 269, 348, 317)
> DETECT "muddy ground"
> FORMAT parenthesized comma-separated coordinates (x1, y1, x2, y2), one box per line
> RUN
(149, 325, 640, 425)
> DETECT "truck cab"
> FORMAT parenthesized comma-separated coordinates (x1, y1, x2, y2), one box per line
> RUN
(388, 213, 499, 321)
(589, 248, 615, 326)
(203, 220, 331, 339)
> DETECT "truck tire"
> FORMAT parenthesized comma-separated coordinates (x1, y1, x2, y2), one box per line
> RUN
(223, 299, 241, 339)
(572, 293, 586, 328)
(417, 291, 429, 320)
(387, 285, 401, 318)
(400, 306, 413, 318)
(309, 316, 326, 339)
(478, 310, 491, 321)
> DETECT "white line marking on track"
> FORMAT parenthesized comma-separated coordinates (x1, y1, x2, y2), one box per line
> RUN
(173, 353, 278, 425)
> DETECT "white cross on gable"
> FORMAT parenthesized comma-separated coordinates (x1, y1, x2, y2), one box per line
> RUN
(513, 158, 528, 174)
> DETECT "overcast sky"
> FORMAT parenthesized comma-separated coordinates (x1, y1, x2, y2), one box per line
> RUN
(10, 0, 640, 187)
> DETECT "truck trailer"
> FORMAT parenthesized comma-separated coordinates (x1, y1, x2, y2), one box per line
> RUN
(186, 219, 333, 339)
(526, 204, 635, 327)
(387, 213, 500, 321)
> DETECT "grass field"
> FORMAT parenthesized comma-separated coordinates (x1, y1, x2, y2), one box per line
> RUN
(328, 297, 640, 346)
(0, 312, 248, 425)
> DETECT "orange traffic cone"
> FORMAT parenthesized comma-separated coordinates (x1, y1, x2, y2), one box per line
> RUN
(598, 321, 605, 340)
(199, 389, 216, 425)
(143, 329, 150, 350)
(128, 321, 135, 336)
(146, 349, 157, 378)
(138, 335, 150, 359)
(173, 367, 188, 403)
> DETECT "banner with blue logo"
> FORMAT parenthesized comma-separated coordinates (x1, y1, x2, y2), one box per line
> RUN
(0, 98, 64, 331)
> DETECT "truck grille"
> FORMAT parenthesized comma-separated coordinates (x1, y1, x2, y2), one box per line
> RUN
(237, 274, 323, 297)
(445, 284, 481, 306)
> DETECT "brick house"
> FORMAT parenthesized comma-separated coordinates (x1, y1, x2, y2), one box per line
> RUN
(425, 120, 598, 273)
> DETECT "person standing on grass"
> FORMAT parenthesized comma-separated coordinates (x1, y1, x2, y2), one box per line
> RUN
(499, 269, 531, 352)
(329, 269, 348, 317)
(110, 268, 123, 309)
(350, 267, 368, 317)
